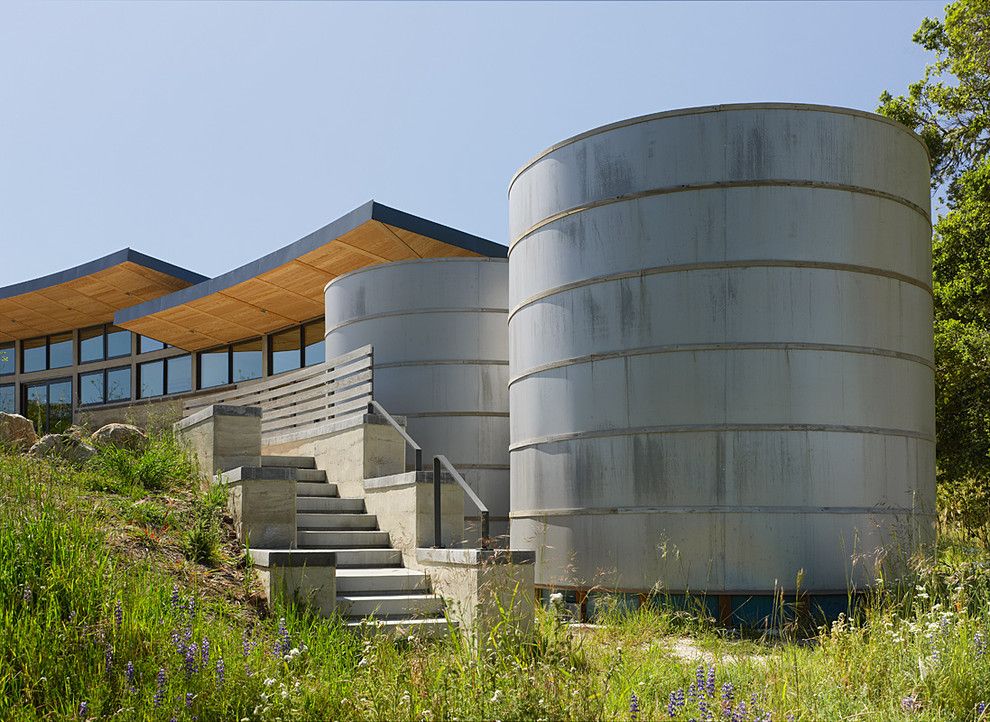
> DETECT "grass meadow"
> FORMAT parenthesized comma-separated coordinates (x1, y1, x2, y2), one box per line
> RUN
(1, 434, 988, 721)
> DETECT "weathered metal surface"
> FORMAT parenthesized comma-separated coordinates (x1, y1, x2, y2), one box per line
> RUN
(508, 103, 935, 593)
(324, 258, 510, 541)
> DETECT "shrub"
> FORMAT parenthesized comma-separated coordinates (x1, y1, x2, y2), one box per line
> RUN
(183, 484, 226, 565)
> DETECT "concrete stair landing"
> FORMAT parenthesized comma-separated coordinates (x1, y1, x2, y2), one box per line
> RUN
(263, 455, 447, 633)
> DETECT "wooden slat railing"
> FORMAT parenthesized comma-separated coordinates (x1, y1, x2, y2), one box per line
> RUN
(183, 345, 373, 440)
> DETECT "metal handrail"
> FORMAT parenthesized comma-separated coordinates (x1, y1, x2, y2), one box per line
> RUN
(367, 399, 422, 472)
(434, 454, 490, 550)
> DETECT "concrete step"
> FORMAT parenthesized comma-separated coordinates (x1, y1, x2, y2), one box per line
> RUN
(293, 469, 327, 482)
(296, 482, 339, 497)
(297, 496, 364, 513)
(335, 568, 431, 595)
(261, 455, 316, 469)
(345, 616, 452, 638)
(295, 530, 390, 548)
(296, 512, 379, 531)
(338, 593, 444, 619)
(322, 548, 403, 568)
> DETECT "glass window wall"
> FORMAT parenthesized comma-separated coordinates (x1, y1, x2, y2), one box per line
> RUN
(199, 348, 229, 389)
(107, 326, 131, 359)
(139, 336, 166, 354)
(0, 384, 13, 413)
(303, 320, 325, 367)
(270, 328, 302, 375)
(79, 370, 104, 406)
(139, 360, 164, 398)
(49, 333, 73, 369)
(79, 326, 105, 364)
(106, 367, 131, 402)
(166, 355, 192, 394)
(232, 339, 262, 382)
(22, 337, 46, 373)
(0, 344, 13, 376)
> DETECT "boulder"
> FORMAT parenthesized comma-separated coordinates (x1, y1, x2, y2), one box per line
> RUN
(65, 425, 88, 441)
(91, 423, 148, 452)
(0, 413, 38, 452)
(29, 434, 97, 464)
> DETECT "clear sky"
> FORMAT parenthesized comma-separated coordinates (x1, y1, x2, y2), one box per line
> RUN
(0, 1, 944, 286)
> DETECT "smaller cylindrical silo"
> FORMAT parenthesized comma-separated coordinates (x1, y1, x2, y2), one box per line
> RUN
(324, 258, 510, 542)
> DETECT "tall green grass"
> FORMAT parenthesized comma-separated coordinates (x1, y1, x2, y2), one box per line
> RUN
(1, 441, 988, 720)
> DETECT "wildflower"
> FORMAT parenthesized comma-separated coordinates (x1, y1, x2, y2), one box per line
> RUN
(274, 617, 291, 658)
(696, 665, 705, 691)
(698, 699, 710, 721)
(154, 668, 166, 707)
(668, 688, 685, 717)
(114, 600, 123, 629)
(201, 637, 210, 667)
(78, 701, 88, 718)
(216, 657, 225, 686)
(976, 632, 986, 658)
(171, 629, 184, 656)
(629, 692, 639, 721)
(23, 585, 32, 604)
(185, 643, 199, 676)
(721, 683, 734, 702)
(104, 643, 113, 677)
(977, 702, 987, 718)
(171, 584, 181, 610)
(186, 692, 194, 708)
(732, 702, 747, 722)
(706, 666, 716, 696)
(125, 661, 136, 692)
(901, 694, 921, 712)
(187, 596, 195, 618)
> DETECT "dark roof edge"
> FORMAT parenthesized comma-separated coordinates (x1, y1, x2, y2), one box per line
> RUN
(0, 248, 208, 302)
(115, 201, 506, 325)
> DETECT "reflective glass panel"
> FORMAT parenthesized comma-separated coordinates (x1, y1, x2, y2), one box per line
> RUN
(199, 348, 229, 389)
(139, 360, 164, 398)
(23, 337, 46, 373)
(107, 326, 131, 359)
(232, 339, 262, 382)
(106, 367, 131, 402)
(304, 320, 325, 367)
(166, 355, 192, 394)
(139, 336, 166, 354)
(79, 371, 104, 406)
(24, 384, 47, 433)
(49, 333, 73, 369)
(271, 328, 301, 375)
(79, 326, 105, 364)
(49, 380, 72, 433)
(0, 344, 13, 375)
(0, 384, 13, 413)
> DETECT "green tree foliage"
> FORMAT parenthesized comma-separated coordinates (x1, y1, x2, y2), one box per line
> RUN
(879, 0, 990, 535)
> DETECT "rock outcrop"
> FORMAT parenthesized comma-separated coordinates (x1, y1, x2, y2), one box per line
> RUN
(29, 434, 96, 463)
(0, 413, 38, 452)
(91, 423, 148, 452)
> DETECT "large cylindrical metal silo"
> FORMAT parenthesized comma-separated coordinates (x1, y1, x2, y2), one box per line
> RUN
(324, 258, 510, 542)
(508, 103, 935, 598)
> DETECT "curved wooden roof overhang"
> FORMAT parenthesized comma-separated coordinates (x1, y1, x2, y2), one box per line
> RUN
(115, 202, 507, 351)
(0, 249, 208, 343)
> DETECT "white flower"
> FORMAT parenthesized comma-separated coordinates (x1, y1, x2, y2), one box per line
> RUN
(263, 677, 275, 687)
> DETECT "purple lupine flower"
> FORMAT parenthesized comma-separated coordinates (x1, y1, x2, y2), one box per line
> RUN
(201, 637, 210, 667)
(668, 691, 678, 718)
(721, 683, 734, 702)
(629, 692, 639, 721)
(114, 600, 123, 629)
(706, 667, 716, 697)
(698, 699, 711, 722)
(274, 617, 291, 658)
(184, 642, 199, 676)
(215, 657, 225, 686)
(696, 665, 706, 691)
(153, 668, 166, 707)
(187, 596, 195, 618)
(975, 632, 986, 658)
(22, 585, 32, 604)
(125, 661, 136, 692)
(183, 626, 193, 644)
(171, 629, 184, 656)
(78, 701, 88, 718)
(901, 695, 921, 712)
(171, 584, 181, 610)
(731, 701, 747, 722)
(977, 701, 987, 718)
(104, 643, 114, 676)
(242, 629, 253, 658)
(185, 692, 194, 708)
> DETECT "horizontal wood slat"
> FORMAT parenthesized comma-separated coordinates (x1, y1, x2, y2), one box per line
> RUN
(182, 345, 373, 439)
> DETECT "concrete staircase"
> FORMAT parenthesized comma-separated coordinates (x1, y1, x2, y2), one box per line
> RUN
(263, 455, 449, 634)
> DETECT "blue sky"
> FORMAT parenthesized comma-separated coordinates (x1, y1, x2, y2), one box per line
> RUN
(0, 1, 943, 286)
